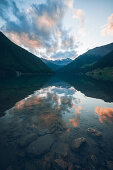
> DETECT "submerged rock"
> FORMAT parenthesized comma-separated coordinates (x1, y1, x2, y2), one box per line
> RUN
(71, 137, 86, 151)
(54, 159, 68, 170)
(88, 163, 96, 170)
(25, 162, 37, 170)
(6, 166, 13, 170)
(38, 129, 50, 136)
(88, 128, 102, 137)
(17, 133, 37, 147)
(90, 154, 98, 165)
(16, 150, 25, 157)
(68, 162, 74, 170)
(52, 142, 69, 158)
(26, 134, 54, 156)
(106, 161, 113, 170)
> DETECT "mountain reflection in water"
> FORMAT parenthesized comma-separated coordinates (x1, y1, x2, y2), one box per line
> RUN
(0, 75, 113, 170)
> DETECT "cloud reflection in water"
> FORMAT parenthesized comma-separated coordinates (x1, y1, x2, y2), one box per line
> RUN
(95, 107, 113, 123)
(6, 86, 82, 133)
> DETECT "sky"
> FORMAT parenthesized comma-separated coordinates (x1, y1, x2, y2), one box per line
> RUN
(0, 0, 113, 60)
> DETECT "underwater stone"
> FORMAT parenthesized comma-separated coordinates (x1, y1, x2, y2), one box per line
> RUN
(54, 159, 68, 170)
(71, 137, 86, 150)
(52, 142, 69, 158)
(16, 150, 25, 157)
(90, 154, 98, 165)
(106, 161, 113, 170)
(88, 128, 102, 137)
(26, 134, 54, 156)
(17, 133, 37, 147)
(6, 166, 13, 170)
(25, 162, 37, 170)
(38, 129, 51, 136)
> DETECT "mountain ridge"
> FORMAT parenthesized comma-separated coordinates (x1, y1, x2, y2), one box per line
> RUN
(58, 42, 113, 73)
(41, 58, 72, 71)
(0, 32, 53, 76)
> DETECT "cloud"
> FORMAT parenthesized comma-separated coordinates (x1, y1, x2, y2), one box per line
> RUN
(7, 32, 42, 49)
(0, 0, 9, 7)
(73, 9, 85, 21)
(51, 50, 77, 60)
(65, 0, 74, 9)
(73, 9, 86, 37)
(31, 0, 65, 34)
(0, 0, 78, 59)
(36, 14, 56, 30)
(101, 13, 113, 36)
(0, 0, 9, 20)
(61, 31, 77, 50)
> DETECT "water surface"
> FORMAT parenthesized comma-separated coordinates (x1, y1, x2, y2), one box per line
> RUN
(0, 75, 113, 170)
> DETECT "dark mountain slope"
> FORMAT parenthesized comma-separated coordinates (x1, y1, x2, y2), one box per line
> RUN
(58, 43, 113, 73)
(91, 50, 113, 69)
(0, 32, 53, 75)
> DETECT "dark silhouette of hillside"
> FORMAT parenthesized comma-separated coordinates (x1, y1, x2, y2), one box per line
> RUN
(58, 43, 113, 73)
(0, 32, 53, 76)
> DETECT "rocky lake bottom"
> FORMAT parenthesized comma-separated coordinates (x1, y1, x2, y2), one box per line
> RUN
(0, 75, 113, 170)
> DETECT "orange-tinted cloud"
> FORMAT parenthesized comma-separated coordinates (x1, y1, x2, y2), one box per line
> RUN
(66, 0, 73, 9)
(69, 105, 82, 127)
(35, 14, 57, 31)
(1, 0, 78, 59)
(8, 32, 42, 49)
(95, 107, 113, 123)
(75, 105, 82, 114)
(102, 13, 113, 36)
(72, 105, 82, 113)
(69, 115, 80, 127)
(73, 9, 85, 37)
(73, 9, 85, 21)
(15, 95, 43, 110)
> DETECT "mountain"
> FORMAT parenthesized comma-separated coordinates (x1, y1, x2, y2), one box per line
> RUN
(41, 58, 72, 71)
(0, 75, 51, 116)
(52, 58, 72, 66)
(0, 32, 53, 76)
(41, 58, 61, 71)
(91, 50, 113, 69)
(86, 50, 113, 81)
(58, 43, 113, 73)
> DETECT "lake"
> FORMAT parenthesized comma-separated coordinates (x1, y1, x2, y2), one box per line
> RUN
(0, 75, 113, 170)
